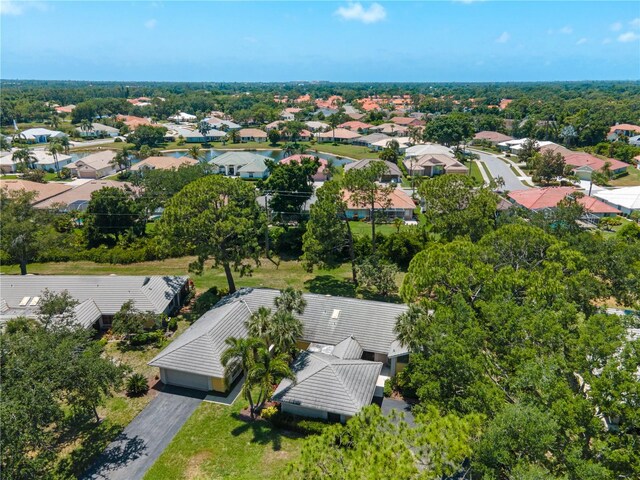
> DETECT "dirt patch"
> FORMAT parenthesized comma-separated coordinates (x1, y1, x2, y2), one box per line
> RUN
(184, 451, 212, 480)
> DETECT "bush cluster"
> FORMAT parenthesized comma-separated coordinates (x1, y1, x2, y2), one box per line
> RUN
(269, 411, 330, 435)
(126, 373, 149, 397)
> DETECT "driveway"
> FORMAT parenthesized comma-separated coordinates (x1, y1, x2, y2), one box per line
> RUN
(472, 149, 530, 191)
(83, 386, 205, 480)
(380, 397, 416, 427)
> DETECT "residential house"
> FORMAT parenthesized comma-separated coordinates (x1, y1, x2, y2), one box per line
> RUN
(0, 275, 188, 330)
(204, 117, 241, 130)
(305, 121, 329, 132)
(594, 186, 640, 215)
(370, 136, 412, 153)
(344, 158, 403, 183)
(352, 132, 391, 148)
(498, 138, 555, 153)
(0, 149, 72, 173)
(68, 150, 118, 179)
(561, 152, 629, 180)
(629, 135, 640, 147)
(126, 97, 152, 107)
(473, 131, 514, 145)
(265, 120, 284, 131)
(76, 123, 120, 138)
(183, 128, 226, 143)
(34, 180, 133, 211)
(17, 128, 67, 144)
(316, 128, 361, 144)
(210, 151, 271, 178)
(148, 288, 409, 395)
(280, 154, 329, 181)
(272, 346, 382, 423)
(499, 99, 513, 110)
(338, 121, 373, 133)
(369, 123, 408, 137)
(117, 115, 153, 130)
(238, 128, 268, 143)
(280, 107, 302, 121)
(607, 123, 640, 141)
(508, 187, 619, 218)
(130, 156, 197, 172)
(0, 179, 72, 203)
(390, 116, 425, 127)
(168, 112, 197, 123)
(343, 186, 415, 220)
(405, 154, 469, 177)
(55, 104, 75, 114)
(405, 143, 453, 158)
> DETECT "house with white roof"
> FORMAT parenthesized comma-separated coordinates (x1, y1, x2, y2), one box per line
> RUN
(16, 128, 67, 144)
(209, 151, 271, 178)
(594, 186, 640, 215)
(168, 112, 197, 123)
(76, 123, 120, 138)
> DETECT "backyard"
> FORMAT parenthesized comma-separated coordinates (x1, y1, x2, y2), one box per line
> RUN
(609, 165, 640, 187)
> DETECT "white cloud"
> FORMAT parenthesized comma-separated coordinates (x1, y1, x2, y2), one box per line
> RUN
(631, 18, 640, 28)
(144, 18, 157, 29)
(335, 2, 386, 24)
(610, 21, 623, 31)
(576, 37, 587, 45)
(559, 25, 573, 34)
(0, 0, 48, 15)
(618, 31, 640, 42)
(495, 31, 510, 43)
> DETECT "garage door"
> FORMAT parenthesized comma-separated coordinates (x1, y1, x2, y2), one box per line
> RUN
(163, 369, 210, 391)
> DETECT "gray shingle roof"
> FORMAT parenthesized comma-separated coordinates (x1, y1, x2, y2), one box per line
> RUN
(210, 151, 271, 167)
(223, 288, 408, 355)
(0, 275, 187, 316)
(148, 301, 250, 377)
(272, 351, 382, 416)
(332, 336, 363, 360)
(343, 159, 403, 177)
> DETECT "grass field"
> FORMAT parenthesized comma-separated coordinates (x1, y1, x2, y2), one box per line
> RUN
(306, 143, 379, 160)
(144, 400, 304, 480)
(609, 166, 640, 187)
(469, 161, 485, 185)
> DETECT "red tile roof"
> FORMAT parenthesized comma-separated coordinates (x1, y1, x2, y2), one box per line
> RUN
(508, 187, 618, 214)
(562, 152, 628, 172)
(608, 123, 640, 135)
(338, 121, 373, 131)
(499, 99, 513, 110)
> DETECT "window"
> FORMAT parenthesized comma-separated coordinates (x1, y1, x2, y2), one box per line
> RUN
(362, 351, 375, 361)
(327, 412, 341, 423)
(29, 296, 40, 306)
(19, 297, 31, 307)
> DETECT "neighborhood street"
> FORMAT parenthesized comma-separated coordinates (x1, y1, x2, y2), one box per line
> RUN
(471, 149, 530, 191)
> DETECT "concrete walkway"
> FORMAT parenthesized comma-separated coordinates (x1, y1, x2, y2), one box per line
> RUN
(83, 386, 205, 480)
(380, 397, 416, 427)
(204, 375, 245, 405)
(471, 149, 530, 191)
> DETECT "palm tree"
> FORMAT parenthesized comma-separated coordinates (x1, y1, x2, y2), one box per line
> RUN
(274, 287, 306, 315)
(228, 129, 239, 144)
(248, 346, 296, 415)
(393, 304, 429, 352)
(52, 136, 70, 154)
(221, 336, 264, 419)
(47, 142, 64, 177)
(111, 147, 131, 172)
(198, 121, 212, 143)
(328, 114, 340, 144)
(80, 119, 94, 135)
(12, 148, 37, 172)
(268, 310, 303, 355)
(187, 145, 204, 162)
(245, 306, 272, 343)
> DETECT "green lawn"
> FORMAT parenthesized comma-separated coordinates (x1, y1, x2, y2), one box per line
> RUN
(145, 400, 304, 480)
(469, 161, 484, 185)
(609, 166, 640, 187)
(349, 221, 403, 237)
(0, 257, 359, 296)
(305, 143, 380, 160)
(70, 142, 136, 153)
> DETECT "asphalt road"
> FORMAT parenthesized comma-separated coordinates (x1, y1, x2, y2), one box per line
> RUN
(473, 150, 530, 191)
(83, 386, 205, 480)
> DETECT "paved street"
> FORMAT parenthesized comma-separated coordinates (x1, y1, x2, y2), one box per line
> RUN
(472, 149, 530, 191)
(83, 386, 205, 480)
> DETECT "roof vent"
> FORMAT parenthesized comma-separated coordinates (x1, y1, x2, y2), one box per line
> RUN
(331, 309, 341, 320)
(19, 296, 31, 307)
(29, 296, 40, 306)
(142, 277, 151, 286)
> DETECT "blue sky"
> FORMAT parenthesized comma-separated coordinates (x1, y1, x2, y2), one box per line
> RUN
(1, 1, 639, 82)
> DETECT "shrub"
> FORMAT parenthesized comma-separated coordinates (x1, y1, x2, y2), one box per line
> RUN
(261, 405, 278, 420)
(269, 411, 330, 435)
(192, 286, 223, 317)
(384, 378, 393, 397)
(114, 137, 123, 142)
(167, 317, 178, 332)
(129, 330, 164, 346)
(126, 373, 149, 397)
